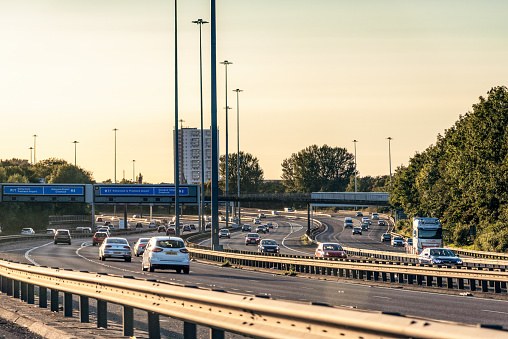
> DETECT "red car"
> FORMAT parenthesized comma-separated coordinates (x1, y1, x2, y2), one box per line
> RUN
(315, 243, 347, 258)
(245, 233, 260, 245)
(93, 232, 108, 246)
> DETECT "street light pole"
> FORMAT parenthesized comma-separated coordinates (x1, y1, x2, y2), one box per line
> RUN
(220, 60, 232, 228)
(233, 88, 242, 226)
(132, 160, 136, 182)
(33, 135, 38, 163)
(192, 18, 208, 233)
(387, 137, 393, 189)
(353, 140, 358, 193)
(113, 129, 118, 183)
(174, 0, 181, 237)
(72, 141, 79, 166)
(29, 147, 33, 164)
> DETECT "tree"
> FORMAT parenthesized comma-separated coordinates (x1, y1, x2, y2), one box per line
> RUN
(281, 144, 354, 193)
(219, 152, 264, 194)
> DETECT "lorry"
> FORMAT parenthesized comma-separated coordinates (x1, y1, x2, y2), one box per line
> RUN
(410, 217, 443, 254)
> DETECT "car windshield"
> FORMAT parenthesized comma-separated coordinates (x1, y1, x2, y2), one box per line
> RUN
(22, 228, 31, 231)
(323, 244, 342, 251)
(394, 237, 403, 240)
(262, 240, 277, 245)
(156, 239, 185, 248)
(220, 230, 229, 233)
(417, 228, 442, 239)
(430, 249, 455, 257)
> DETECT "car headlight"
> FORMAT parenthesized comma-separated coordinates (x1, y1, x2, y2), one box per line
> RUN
(456, 260, 463, 264)
(432, 259, 442, 264)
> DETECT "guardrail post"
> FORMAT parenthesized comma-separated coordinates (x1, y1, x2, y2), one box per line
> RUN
(332, 268, 338, 276)
(481, 280, 489, 292)
(64, 292, 73, 317)
(494, 281, 501, 293)
(339, 268, 344, 277)
(211, 328, 225, 339)
(436, 277, 443, 287)
(359, 270, 364, 280)
(147, 311, 160, 339)
(39, 287, 47, 308)
(397, 273, 404, 283)
(1, 276, 6, 293)
(390, 273, 395, 283)
(6, 278, 12, 296)
(470, 279, 476, 291)
(366, 271, 372, 281)
(381, 272, 386, 281)
(80, 296, 89, 323)
(183, 321, 197, 339)
(417, 275, 423, 285)
(20, 281, 27, 301)
(13, 280, 20, 299)
(97, 300, 108, 328)
(123, 306, 134, 336)
(407, 274, 413, 285)
(51, 289, 59, 312)
(352, 270, 357, 279)
(27, 284, 35, 304)
(426, 276, 433, 287)
(457, 278, 464, 290)
(447, 277, 454, 289)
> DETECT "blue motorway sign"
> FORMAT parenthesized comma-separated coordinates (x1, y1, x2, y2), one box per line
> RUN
(98, 186, 189, 196)
(3, 185, 84, 196)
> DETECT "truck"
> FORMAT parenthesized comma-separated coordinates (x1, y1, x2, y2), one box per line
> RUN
(119, 220, 130, 229)
(410, 217, 443, 254)
(284, 207, 293, 212)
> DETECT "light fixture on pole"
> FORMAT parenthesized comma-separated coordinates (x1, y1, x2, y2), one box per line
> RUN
(132, 160, 136, 182)
(353, 140, 358, 193)
(220, 60, 232, 229)
(29, 147, 33, 164)
(192, 18, 208, 233)
(233, 88, 242, 226)
(33, 135, 38, 163)
(387, 137, 393, 188)
(72, 141, 79, 166)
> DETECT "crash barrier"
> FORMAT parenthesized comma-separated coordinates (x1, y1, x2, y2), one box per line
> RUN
(447, 246, 508, 261)
(0, 260, 506, 339)
(188, 245, 508, 295)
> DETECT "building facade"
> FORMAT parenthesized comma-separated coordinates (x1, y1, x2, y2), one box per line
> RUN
(174, 127, 216, 185)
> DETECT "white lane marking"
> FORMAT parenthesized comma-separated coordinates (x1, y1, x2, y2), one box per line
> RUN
(281, 223, 309, 255)
(76, 242, 142, 274)
(482, 310, 508, 315)
(372, 296, 392, 300)
(25, 242, 53, 266)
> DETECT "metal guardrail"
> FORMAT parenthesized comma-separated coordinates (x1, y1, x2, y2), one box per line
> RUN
(0, 260, 507, 339)
(187, 242, 508, 295)
(447, 246, 508, 261)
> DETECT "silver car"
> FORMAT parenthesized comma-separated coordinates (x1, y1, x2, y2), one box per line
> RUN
(99, 237, 132, 262)
(133, 238, 150, 256)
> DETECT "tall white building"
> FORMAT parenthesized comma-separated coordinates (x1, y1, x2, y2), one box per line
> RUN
(174, 127, 216, 185)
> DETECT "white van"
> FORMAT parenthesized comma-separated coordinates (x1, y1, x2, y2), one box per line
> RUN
(372, 213, 379, 220)
(344, 217, 354, 228)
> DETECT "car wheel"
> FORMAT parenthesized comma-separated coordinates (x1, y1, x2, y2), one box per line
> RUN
(176, 268, 182, 273)
(93, 243, 96, 246)
(68, 242, 71, 245)
(125, 257, 131, 262)
(183, 267, 189, 274)
(54, 242, 57, 244)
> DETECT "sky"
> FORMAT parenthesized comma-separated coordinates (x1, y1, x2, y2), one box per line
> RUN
(1, 0, 507, 184)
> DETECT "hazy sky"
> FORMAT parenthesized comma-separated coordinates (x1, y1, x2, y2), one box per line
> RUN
(1, 1, 507, 184)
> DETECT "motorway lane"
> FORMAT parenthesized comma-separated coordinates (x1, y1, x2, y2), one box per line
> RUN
(12, 235, 508, 329)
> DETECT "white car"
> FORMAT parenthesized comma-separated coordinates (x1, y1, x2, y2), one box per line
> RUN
(371, 213, 379, 220)
(220, 216, 226, 221)
(21, 228, 35, 235)
(362, 217, 371, 225)
(253, 218, 261, 224)
(272, 211, 278, 215)
(219, 229, 231, 238)
(142, 236, 190, 273)
(148, 221, 157, 228)
(99, 237, 132, 262)
(46, 229, 56, 235)
(133, 238, 150, 256)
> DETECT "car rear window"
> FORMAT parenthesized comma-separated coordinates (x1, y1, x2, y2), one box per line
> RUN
(95, 232, 107, 237)
(106, 239, 128, 244)
(57, 230, 70, 235)
(156, 240, 184, 248)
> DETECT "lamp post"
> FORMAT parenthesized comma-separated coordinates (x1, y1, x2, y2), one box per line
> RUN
(33, 135, 38, 163)
(132, 160, 136, 182)
(29, 147, 33, 164)
(233, 88, 242, 226)
(220, 60, 232, 228)
(353, 140, 358, 193)
(174, 0, 181, 237)
(113, 129, 118, 183)
(192, 18, 208, 232)
(72, 141, 79, 166)
(387, 137, 393, 189)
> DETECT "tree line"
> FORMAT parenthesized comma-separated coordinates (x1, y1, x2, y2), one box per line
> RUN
(390, 86, 508, 252)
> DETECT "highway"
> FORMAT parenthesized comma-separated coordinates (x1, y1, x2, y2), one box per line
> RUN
(1, 215, 507, 331)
